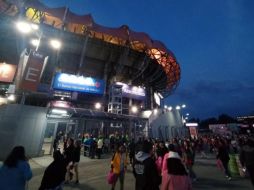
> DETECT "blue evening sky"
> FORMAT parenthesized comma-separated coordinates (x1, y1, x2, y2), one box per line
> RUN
(42, 0, 254, 119)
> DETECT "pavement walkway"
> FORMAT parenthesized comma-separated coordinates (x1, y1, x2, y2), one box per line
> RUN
(5, 154, 254, 190)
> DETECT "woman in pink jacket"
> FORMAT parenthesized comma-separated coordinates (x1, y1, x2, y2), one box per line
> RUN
(161, 148, 192, 190)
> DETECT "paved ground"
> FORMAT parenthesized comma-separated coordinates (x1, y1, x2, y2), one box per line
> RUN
(26, 154, 253, 190)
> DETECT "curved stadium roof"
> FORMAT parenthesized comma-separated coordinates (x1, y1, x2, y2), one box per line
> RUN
(0, 0, 180, 97)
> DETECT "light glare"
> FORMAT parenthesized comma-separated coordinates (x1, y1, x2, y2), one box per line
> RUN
(52, 109, 67, 115)
(31, 39, 40, 47)
(31, 23, 39, 30)
(50, 39, 61, 49)
(168, 106, 172, 111)
(95, 102, 102, 109)
(131, 106, 138, 113)
(16, 21, 32, 33)
(7, 94, 15, 101)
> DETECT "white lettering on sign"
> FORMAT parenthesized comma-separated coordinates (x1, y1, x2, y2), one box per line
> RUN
(122, 88, 145, 96)
(25, 67, 39, 82)
(58, 73, 98, 87)
(32, 51, 44, 59)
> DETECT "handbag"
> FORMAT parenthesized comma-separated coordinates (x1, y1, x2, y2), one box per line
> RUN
(107, 170, 117, 184)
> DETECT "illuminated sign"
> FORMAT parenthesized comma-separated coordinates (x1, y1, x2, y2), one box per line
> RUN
(20, 51, 46, 91)
(116, 82, 145, 100)
(53, 73, 105, 95)
(0, 63, 17, 83)
(154, 93, 161, 106)
(186, 123, 198, 127)
(47, 100, 73, 108)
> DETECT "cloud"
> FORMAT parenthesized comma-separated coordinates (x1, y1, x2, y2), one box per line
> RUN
(167, 79, 254, 118)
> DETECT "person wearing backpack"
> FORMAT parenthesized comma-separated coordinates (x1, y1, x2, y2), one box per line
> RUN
(133, 140, 161, 190)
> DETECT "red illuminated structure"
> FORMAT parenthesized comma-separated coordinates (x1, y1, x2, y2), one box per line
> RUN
(0, 0, 180, 109)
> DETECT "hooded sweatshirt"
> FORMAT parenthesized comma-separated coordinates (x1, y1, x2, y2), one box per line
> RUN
(161, 152, 192, 190)
(133, 151, 160, 190)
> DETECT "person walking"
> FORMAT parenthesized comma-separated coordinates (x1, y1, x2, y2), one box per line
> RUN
(240, 136, 254, 186)
(0, 146, 32, 190)
(128, 139, 135, 166)
(97, 137, 103, 159)
(111, 144, 128, 190)
(73, 140, 81, 184)
(133, 140, 161, 190)
(217, 140, 231, 180)
(64, 138, 75, 183)
(39, 150, 66, 190)
(183, 141, 197, 181)
(161, 151, 192, 190)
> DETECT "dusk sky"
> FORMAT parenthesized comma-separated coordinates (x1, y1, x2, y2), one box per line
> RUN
(42, 0, 254, 119)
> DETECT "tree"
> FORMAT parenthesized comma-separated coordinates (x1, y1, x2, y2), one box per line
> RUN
(218, 114, 236, 124)
(199, 117, 217, 129)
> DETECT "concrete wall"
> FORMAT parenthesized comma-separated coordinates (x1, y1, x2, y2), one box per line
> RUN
(0, 104, 47, 160)
(149, 109, 188, 140)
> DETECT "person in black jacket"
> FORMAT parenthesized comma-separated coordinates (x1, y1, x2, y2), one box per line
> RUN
(217, 140, 231, 180)
(240, 136, 254, 186)
(133, 140, 161, 190)
(73, 140, 81, 184)
(64, 138, 75, 183)
(39, 151, 66, 190)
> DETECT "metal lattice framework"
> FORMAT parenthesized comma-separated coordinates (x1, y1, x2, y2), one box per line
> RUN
(0, 0, 181, 97)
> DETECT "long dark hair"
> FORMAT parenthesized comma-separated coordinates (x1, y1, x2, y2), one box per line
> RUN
(167, 158, 188, 176)
(4, 146, 27, 168)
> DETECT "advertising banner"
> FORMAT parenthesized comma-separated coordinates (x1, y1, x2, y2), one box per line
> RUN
(0, 63, 17, 83)
(53, 73, 105, 95)
(189, 126, 198, 139)
(116, 83, 146, 100)
(20, 51, 46, 91)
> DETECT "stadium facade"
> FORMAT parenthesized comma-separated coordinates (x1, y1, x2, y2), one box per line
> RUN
(0, 0, 184, 159)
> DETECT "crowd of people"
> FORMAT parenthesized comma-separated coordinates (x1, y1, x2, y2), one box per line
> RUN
(0, 133, 253, 190)
(109, 134, 254, 190)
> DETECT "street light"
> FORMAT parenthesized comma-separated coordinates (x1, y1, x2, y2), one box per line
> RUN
(50, 39, 62, 49)
(182, 104, 186, 108)
(95, 102, 102, 110)
(176, 105, 181, 110)
(131, 106, 138, 113)
(186, 113, 190, 116)
(16, 21, 32, 33)
(30, 39, 40, 47)
(164, 105, 168, 109)
(168, 106, 172, 111)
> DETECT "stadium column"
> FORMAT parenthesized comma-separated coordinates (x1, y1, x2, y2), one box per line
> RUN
(145, 85, 153, 110)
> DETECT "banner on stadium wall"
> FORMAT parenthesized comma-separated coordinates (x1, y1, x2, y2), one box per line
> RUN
(19, 51, 46, 91)
(53, 73, 105, 95)
(189, 126, 198, 139)
(0, 63, 17, 83)
(115, 82, 146, 100)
